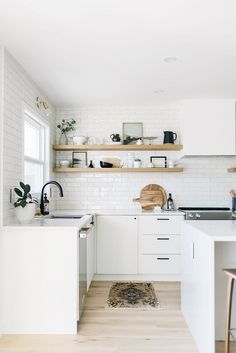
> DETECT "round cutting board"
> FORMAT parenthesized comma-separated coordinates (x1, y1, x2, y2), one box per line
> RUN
(133, 184, 167, 210)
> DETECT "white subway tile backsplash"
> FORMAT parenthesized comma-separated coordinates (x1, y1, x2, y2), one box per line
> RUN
(54, 106, 236, 211)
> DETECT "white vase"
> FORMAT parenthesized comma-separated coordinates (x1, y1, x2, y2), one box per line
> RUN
(15, 203, 35, 224)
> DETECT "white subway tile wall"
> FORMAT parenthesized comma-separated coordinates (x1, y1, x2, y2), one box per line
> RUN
(2, 50, 56, 225)
(55, 106, 236, 210)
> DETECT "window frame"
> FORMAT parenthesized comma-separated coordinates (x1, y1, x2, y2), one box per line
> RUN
(23, 105, 50, 194)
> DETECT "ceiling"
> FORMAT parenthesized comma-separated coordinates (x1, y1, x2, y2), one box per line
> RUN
(0, 0, 236, 106)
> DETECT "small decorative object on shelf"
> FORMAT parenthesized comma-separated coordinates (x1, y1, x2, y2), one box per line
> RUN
(57, 119, 76, 145)
(142, 136, 158, 144)
(150, 156, 167, 168)
(133, 158, 142, 168)
(72, 151, 87, 167)
(163, 131, 177, 144)
(88, 160, 94, 168)
(110, 134, 121, 142)
(123, 122, 143, 145)
(73, 136, 87, 145)
(136, 138, 143, 145)
(14, 181, 37, 224)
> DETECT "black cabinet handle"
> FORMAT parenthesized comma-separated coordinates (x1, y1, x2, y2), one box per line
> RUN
(157, 257, 170, 260)
(134, 217, 137, 220)
(157, 218, 170, 221)
(157, 237, 170, 240)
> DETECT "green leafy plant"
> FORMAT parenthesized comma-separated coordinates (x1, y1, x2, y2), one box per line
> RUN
(14, 182, 36, 208)
(57, 119, 76, 134)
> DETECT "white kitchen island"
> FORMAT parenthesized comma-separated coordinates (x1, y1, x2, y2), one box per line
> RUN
(182, 220, 236, 353)
(0, 215, 93, 334)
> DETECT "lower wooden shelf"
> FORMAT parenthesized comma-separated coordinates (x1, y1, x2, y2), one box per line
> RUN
(228, 168, 236, 172)
(53, 167, 184, 173)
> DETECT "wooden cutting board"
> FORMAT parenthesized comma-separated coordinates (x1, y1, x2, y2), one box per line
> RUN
(133, 184, 167, 210)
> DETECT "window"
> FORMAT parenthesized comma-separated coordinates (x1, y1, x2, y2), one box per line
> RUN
(24, 110, 49, 193)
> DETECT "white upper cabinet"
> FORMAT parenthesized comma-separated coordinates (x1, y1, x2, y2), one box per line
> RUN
(181, 99, 236, 155)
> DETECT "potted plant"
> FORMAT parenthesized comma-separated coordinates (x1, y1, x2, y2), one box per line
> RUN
(14, 182, 37, 224)
(57, 119, 76, 145)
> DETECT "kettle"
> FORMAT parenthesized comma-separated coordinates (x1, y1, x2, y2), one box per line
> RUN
(163, 131, 177, 144)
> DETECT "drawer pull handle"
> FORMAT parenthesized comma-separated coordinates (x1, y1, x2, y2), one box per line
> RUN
(157, 237, 170, 240)
(157, 257, 170, 260)
(157, 218, 170, 221)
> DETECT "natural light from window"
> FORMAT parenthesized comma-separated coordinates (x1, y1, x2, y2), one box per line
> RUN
(24, 110, 49, 193)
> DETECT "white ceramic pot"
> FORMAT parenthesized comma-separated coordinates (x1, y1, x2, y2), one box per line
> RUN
(73, 136, 87, 145)
(59, 159, 70, 167)
(15, 203, 35, 224)
(134, 160, 142, 168)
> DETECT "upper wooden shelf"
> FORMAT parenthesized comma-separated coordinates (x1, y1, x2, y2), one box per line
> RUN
(53, 144, 183, 151)
(53, 167, 184, 173)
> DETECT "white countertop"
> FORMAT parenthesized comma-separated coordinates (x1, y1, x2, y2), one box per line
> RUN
(3, 214, 92, 230)
(3, 209, 184, 229)
(185, 220, 236, 241)
(51, 209, 185, 216)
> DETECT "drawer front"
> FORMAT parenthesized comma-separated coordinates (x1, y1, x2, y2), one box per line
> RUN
(139, 216, 182, 235)
(139, 254, 180, 274)
(139, 235, 180, 254)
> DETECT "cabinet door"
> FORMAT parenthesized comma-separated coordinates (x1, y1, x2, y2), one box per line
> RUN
(97, 216, 138, 274)
(181, 99, 236, 155)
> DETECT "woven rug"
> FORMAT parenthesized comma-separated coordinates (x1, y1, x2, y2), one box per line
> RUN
(106, 282, 160, 310)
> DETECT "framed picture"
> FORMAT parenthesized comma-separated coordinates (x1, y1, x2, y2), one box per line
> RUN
(72, 152, 88, 168)
(150, 156, 167, 168)
(123, 122, 143, 144)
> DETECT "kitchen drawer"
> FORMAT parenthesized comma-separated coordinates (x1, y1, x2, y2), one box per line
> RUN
(139, 254, 180, 274)
(139, 216, 182, 235)
(139, 235, 180, 254)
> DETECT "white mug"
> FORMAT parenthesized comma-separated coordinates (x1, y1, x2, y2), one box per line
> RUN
(134, 160, 142, 168)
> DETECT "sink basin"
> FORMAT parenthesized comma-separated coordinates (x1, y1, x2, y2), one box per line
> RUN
(49, 214, 84, 219)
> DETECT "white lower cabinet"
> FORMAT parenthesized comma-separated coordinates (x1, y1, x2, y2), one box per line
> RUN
(96, 214, 183, 277)
(139, 254, 181, 274)
(138, 216, 183, 275)
(97, 215, 138, 274)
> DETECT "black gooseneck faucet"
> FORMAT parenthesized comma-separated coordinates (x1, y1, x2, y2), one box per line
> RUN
(40, 181, 64, 215)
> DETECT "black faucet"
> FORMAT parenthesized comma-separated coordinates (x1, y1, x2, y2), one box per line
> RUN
(40, 181, 64, 215)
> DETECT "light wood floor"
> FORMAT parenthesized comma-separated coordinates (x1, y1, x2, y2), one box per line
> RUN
(0, 281, 234, 353)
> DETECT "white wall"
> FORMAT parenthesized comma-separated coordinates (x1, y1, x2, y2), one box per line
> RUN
(55, 106, 236, 210)
(0, 47, 4, 226)
(2, 49, 56, 225)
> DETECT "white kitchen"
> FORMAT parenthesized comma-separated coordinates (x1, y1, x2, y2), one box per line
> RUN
(0, 1, 236, 353)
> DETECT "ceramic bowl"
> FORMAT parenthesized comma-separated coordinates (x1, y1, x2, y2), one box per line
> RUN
(73, 136, 87, 145)
(100, 161, 113, 168)
(59, 160, 70, 167)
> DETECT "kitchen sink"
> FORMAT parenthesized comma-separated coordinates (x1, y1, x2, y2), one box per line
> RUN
(49, 214, 84, 219)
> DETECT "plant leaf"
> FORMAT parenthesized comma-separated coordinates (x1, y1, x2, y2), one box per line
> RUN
(24, 184, 31, 193)
(19, 181, 25, 190)
(14, 188, 23, 197)
(21, 200, 27, 208)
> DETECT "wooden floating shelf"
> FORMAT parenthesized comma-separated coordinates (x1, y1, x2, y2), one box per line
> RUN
(53, 144, 183, 151)
(228, 168, 236, 172)
(53, 167, 184, 173)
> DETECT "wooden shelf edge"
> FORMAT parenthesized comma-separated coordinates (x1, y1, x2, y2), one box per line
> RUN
(228, 168, 236, 172)
(53, 143, 183, 151)
(53, 167, 184, 173)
